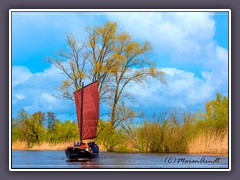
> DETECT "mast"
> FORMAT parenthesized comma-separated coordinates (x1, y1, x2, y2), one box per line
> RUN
(80, 81, 84, 144)
(74, 81, 99, 142)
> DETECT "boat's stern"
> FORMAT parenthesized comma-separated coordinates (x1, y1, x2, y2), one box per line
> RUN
(65, 142, 99, 159)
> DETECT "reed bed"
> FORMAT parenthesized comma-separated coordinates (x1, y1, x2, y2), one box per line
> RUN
(12, 131, 228, 154)
(12, 141, 74, 150)
(12, 140, 28, 150)
(188, 130, 228, 154)
(12, 141, 106, 151)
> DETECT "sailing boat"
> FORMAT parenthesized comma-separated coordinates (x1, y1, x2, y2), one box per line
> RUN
(65, 81, 100, 159)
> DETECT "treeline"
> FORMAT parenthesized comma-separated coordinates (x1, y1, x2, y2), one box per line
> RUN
(12, 111, 78, 148)
(12, 93, 228, 154)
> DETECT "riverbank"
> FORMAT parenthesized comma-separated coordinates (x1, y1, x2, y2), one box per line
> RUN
(12, 141, 106, 151)
(12, 138, 228, 155)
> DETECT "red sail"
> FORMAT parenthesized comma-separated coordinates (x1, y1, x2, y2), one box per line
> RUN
(74, 82, 99, 140)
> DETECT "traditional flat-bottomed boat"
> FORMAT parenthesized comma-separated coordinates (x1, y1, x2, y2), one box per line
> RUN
(65, 81, 100, 160)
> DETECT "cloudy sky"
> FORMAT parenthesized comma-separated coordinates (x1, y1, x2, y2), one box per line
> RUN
(11, 10, 229, 121)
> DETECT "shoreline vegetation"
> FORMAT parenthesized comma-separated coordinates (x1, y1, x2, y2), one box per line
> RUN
(12, 134, 228, 155)
(12, 93, 228, 155)
(12, 128, 228, 155)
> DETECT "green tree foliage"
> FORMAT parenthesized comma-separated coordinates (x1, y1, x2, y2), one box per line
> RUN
(96, 120, 126, 151)
(12, 110, 79, 147)
(12, 110, 46, 147)
(48, 120, 79, 143)
(196, 93, 228, 133)
(46, 112, 56, 130)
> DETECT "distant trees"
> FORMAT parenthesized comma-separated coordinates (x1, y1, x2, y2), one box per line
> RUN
(12, 110, 78, 147)
(195, 93, 229, 135)
(12, 110, 46, 147)
(205, 93, 228, 121)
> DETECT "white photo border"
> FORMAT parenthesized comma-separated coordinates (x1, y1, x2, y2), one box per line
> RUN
(9, 9, 231, 171)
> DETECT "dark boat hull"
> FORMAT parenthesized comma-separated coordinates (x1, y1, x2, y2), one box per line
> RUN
(65, 143, 99, 159)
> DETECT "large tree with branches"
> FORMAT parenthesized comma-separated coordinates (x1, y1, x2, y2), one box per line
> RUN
(46, 21, 166, 134)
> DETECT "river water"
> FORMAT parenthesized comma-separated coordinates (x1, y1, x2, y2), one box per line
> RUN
(11, 150, 228, 169)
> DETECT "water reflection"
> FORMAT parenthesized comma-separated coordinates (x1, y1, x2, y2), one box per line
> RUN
(66, 158, 91, 162)
(65, 157, 103, 168)
(12, 150, 228, 169)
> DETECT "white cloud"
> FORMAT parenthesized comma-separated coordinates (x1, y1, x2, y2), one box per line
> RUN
(12, 65, 76, 120)
(201, 45, 228, 93)
(12, 66, 33, 87)
(126, 65, 227, 114)
(15, 94, 25, 100)
(106, 12, 215, 60)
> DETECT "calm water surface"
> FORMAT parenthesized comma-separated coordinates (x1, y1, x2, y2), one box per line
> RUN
(12, 150, 228, 169)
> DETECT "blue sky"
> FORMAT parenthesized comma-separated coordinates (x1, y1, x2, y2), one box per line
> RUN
(11, 11, 229, 121)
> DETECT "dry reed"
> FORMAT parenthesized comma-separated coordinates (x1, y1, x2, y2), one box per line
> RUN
(12, 141, 74, 150)
(12, 140, 28, 150)
(188, 130, 228, 154)
(12, 141, 106, 151)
